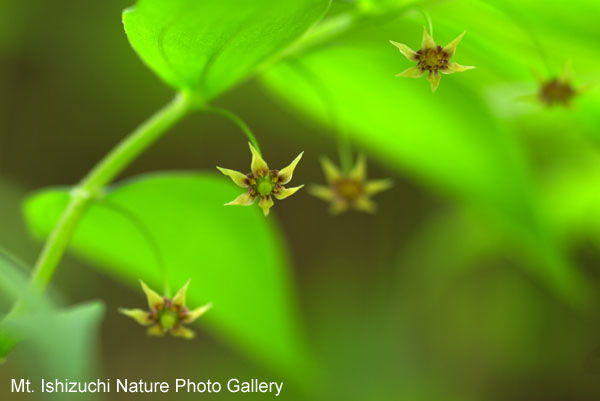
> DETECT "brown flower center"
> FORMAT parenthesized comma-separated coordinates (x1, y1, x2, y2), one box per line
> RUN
(415, 46, 449, 72)
(334, 179, 363, 201)
(539, 79, 576, 106)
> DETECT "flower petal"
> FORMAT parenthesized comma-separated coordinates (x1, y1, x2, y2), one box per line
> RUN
(172, 279, 191, 308)
(443, 30, 466, 58)
(396, 66, 424, 78)
(516, 94, 541, 104)
(421, 27, 436, 49)
(427, 71, 441, 92)
(308, 184, 335, 202)
(249, 142, 269, 176)
(365, 179, 394, 196)
(319, 156, 342, 183)
(278, 151, 304, 185)
(225, 192, 256, 206)
(389, 40, 418, 61)
(353, 196, 377, 213)
(119, 308, 153, 326)
(330, 200, 349, 215)
(140, 280, 163, 309)
(559, 60, 572, 84)
(171, 325, 196, 340)
(274, 185, 303, 200)
(216, 167, 248, 188)
(442, 62, 475, 75)
(147, 324, 166, 337)
(259, 196, 274, 216)
(184, 303, 213, 323)
(349, 154, 367, 181)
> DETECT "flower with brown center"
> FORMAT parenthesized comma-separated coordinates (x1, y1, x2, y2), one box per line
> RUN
(119, 280, 211, 339)
(390, 28, 474, 92)
(309, 155, 393, 214)
(217, 143, 304, 216)
(521, 63, 589, 108)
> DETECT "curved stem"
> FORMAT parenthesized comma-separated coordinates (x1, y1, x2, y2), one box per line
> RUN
(286, 58, 353, 174)
(99, 200, 170, 297)
(28, 92, 193, 294)
(201, 106, 262, 155)
(417, 6, 433, 36)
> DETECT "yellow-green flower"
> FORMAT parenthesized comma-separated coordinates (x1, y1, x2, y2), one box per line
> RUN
(119, 280, 211, 340)
(309, 155, 393, 214)
(390, 28, 474, 92)
(522, 63, 589, 108)
(217, 143, 304, 216)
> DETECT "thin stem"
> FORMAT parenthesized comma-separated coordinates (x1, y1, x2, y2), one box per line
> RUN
(286, 58, 353, 174)
(99, 200, 170, 297)
(28, 92, 193, 294)
(201, 106, 262, 155)
(417, 6, 433, 36)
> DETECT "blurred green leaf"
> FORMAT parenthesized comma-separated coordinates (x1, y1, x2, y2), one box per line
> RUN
(23, 172, 311, 377)
(123, 0, 330, 99)
(261, 25, 589, 303)
(0, 252, 104, 380)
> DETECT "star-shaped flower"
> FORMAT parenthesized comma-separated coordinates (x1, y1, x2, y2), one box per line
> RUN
(521, 63, 589, 108)
(309, 155, 393, 214)
(217, 143, 304, 216)
(390, 28, 474, 92)
(119, 280, 212, 340)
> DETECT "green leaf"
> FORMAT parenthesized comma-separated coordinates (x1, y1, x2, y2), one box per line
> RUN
(0, 252, 104, 379)
(2, 302, 105, 380)
(23, 172, 311, 376)
(261, 25, 589, 304)
(123, 0, 330, 99)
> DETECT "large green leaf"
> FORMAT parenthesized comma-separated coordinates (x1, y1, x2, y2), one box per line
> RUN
(123, 0, 330, 99)
(0, 252, 104, 379)
(23, 172, 311, 376)
(261, 6, 590, 303)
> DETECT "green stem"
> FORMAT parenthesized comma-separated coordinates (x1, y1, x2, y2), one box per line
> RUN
(286, 58, 353, 174)
(28, 92, 193, 293)
(201, 106, 262, 155)
(417, 6, 433, 36)
(100, 200, 170, 297)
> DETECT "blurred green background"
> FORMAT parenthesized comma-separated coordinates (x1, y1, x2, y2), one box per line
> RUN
(1, 0, 600, 399)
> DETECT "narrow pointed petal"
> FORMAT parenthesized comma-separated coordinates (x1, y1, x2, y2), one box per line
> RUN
(443, 31, 466, 58)
(216, 167, 248, 188)
(172, 279, 191, 308)
(365, 179, 394, 196)
(442, 62, 475, 75)
(354, 197, 377, 213)
(330, 200, 349, 215)
(532, 68, 545, 84)
(389, 40, 418, 61)
(308, 184, 335, 202)
(421, 27, 436, 49)
(274, 185, 303, 200)
(171, 325, 196, 340)
(577, 83, 595, 94)
(140, 280, 163, 309)
(249, 142, 269, 176)
(320, 156, 342, 183)
(396, 66, 424, 78)
(147, 324, 166, 337)
(349, 154, 367, 181)
(225, 192, 256, 206)
(559, 60, 572, 84)
(184, 303, 213, 323)
(119, 308, 153, 326)
(427, 71, 441, 92)
(259, 196, 274, 216)
(516, 94, 541, 104)
(278, 151, 304, 185)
